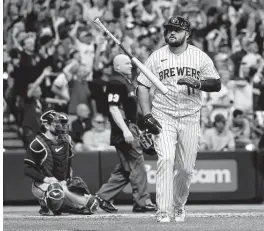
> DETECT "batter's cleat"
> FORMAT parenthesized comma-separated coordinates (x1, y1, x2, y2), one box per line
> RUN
(157, 214, 171, 223)
(132, 203, 156, 213)
(174, 209, 186, 222)
(95, 195, 118, 213)
(38, 206, 51, 216)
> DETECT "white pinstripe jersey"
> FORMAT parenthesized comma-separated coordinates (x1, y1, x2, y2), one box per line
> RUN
(137, 44, 220, 118)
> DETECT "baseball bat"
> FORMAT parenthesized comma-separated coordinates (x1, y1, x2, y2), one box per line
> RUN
(93, 18, 169, 95)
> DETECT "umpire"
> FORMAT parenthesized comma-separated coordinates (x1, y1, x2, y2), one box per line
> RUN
(95, 54, 155, 213)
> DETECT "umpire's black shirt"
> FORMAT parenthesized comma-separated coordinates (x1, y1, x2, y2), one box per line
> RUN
(106, 71, 137, 145)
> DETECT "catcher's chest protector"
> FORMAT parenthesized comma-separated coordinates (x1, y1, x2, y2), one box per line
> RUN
(37, 135, 70, 181)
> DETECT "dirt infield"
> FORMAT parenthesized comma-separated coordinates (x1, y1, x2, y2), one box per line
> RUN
(4, 204, 264, 231)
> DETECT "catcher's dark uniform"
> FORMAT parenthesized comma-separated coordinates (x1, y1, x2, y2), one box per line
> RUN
(96, 71, 151, 207)
(24, 133, 96, 214)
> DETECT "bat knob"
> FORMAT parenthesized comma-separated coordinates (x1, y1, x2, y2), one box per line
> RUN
(94, 18, 100, 24)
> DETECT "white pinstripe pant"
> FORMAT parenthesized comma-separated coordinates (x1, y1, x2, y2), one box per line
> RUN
(153, 111, 200, 216)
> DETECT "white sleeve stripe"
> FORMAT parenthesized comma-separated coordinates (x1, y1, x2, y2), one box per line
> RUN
(35, 138, 48, 166)
(29, 139, 45, 153)
(24, 159, 36, 165)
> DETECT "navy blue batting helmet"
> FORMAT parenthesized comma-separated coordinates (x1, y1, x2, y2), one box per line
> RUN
(164, 16, 191, 33)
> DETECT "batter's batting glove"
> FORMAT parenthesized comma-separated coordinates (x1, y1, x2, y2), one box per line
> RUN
(177, 77, 201, 89)
(143, 114, 162, 135)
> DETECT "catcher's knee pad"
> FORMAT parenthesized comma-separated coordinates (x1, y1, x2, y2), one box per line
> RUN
(45, 182, 65, 213)
(85, 194, 99, 214)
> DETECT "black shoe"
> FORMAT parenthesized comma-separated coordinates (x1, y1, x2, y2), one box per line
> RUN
(52, 210, 62, 216)
(39, 206, 51, 216)
(95, 195, 118, 213)
(132, 204, 157, 213)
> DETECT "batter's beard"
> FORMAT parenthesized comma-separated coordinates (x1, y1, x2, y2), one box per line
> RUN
(165, 35, 186, 47)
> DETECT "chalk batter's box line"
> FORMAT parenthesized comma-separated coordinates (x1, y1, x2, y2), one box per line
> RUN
(4, 212, 264, 219)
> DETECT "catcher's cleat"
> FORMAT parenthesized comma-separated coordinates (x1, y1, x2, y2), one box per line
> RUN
(61, 206, 91, 215)
(52, 210, 62, 216)
(132, 203, 156, 213)
(95, 195, 118, 213)
(39, 206, 51, 216)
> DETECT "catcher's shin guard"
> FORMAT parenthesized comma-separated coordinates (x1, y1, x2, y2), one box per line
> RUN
(45, 182, 65, 214)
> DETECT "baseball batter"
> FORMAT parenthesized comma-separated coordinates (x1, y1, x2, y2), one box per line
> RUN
(137, 16, 221, 223)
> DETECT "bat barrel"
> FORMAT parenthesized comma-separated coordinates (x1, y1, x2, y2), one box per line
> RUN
(119, 44, 133, 59)
(93, 18, 169, 95)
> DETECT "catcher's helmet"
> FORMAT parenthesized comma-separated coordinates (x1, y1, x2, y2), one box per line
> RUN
(40, 110, 69, 135)
(164, 16, 191, 33)
(40, 110, 57, 125)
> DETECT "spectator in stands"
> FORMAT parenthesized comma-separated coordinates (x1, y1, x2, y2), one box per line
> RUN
(16, 34, 49, 97)
(81, 0, 108, 22)
(255, 68, 264, 110)
(208, 69, 234, 120)
(259, 133, 264, 149)
(52, 43, 67, 73)
(12, 33, 52, 129)
(68, 64, 91, 119)
(5, 48, 22, 125)
(230, 109, 251, 148)
(70, 22, 96, 82)
(71, 103, 92, 146)
(230, 30, 248, 78)
(51, 58, 79, 112)
(200, 113, 235, 151)
(140, 0, 162, 27)
(91, 65, 110, 119)
(200, 105, 213, 134)
(228, 62, 255, 113)
(22, 66, 52, 148)
(82, 113, 114, 151)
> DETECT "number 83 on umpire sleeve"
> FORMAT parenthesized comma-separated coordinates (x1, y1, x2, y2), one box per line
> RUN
(108, 93, 120, 103)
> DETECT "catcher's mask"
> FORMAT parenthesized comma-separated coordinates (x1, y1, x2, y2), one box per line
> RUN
(139, 130, 154, 150)
(133, 125, 154, 150)
(40, 110, 69, 135)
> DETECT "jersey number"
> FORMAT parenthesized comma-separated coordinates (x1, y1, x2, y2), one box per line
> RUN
(108, 93, 120, 102)
(187, 87, 195, 95)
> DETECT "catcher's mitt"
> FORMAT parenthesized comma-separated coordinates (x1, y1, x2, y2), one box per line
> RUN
(67, 176, 91, 195)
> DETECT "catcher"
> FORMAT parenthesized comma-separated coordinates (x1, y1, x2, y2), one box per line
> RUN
(24, 110, 98, 215)
(95, 54, 156, 213)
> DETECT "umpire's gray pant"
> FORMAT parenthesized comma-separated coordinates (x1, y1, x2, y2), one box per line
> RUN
(97, 126, 150, 207)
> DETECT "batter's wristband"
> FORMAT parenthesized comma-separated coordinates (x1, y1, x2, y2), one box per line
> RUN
(198, 81, 202, 89)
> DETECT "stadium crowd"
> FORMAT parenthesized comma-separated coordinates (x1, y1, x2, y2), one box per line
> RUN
(3, 0, 264, 151)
